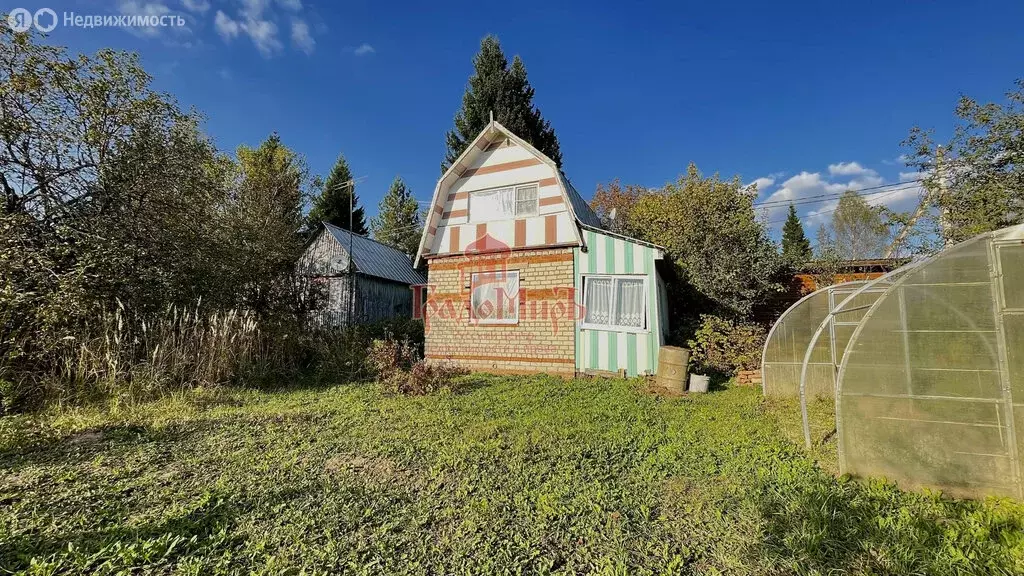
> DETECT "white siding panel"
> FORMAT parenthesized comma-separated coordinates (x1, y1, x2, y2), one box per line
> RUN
(468, 144, 534, 169)
(538, 201, 568, 216)
(614, 239, 626, 274)
(449, 164, 555, 195)
(617, 331, 628, 369)
(636, 331, 650, 374)
(556, 213, 576, 244)
(437, 227, 452, 254)
(598, 331, 609, 371)
(486, 220, 514, 247)
(526, 217, 546, 245)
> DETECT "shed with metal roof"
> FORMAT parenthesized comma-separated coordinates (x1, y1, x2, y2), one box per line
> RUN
(300, 223, 426, 325)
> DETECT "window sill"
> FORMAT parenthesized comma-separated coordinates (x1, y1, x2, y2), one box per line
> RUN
(472, 319, 520, 326)
(580, 323, 650, 334)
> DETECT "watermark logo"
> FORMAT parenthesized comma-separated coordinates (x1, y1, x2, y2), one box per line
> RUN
(412, 233, 586, 337)
(6, 8, 185, 33)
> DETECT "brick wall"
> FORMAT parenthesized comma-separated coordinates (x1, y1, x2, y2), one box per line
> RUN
(423, 247, 576, 377)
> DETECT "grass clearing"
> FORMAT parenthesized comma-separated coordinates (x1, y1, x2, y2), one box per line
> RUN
(2, 376, 1023, 574)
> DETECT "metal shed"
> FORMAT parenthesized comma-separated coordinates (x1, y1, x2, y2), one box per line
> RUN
(299, 223, 426, 326)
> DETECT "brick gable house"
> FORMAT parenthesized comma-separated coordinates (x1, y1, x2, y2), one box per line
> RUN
(415, 121, 670, 377)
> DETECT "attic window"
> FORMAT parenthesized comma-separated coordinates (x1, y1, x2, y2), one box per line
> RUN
(470, 184, 538, 222)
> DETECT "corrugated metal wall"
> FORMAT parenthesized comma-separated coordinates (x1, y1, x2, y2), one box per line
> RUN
(574, 229, 666, 376)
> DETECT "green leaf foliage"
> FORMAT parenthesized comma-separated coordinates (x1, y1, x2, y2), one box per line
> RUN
(903, 79, 1024, 245)
(628, 164, 784, 321)
(829, 190, 889, 259)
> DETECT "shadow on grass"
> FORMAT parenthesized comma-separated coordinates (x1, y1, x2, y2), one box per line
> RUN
(0, 419, 218, 471)
(743, 475, 1024, 574)
(0, 488, 245, 572)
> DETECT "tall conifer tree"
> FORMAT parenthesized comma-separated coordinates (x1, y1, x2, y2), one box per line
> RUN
(443, 35, 562, 171)
(371, 176, 422, 256)
(306, 153, 367, 234)
(781, 204, 812, 264)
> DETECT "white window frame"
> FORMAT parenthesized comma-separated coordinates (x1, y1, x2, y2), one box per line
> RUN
(470, 270, 520, 325)
(580, 274, 650, 333)
(468, 183, 539, 222)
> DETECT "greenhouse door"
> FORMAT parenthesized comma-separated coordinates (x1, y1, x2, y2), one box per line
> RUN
(995, 241, 1024, 498)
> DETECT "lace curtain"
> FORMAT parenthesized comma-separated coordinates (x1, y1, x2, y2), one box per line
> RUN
(584, 276, 646, 329)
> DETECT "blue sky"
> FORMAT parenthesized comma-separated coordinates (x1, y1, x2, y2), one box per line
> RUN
(26, 0, 1024, 238)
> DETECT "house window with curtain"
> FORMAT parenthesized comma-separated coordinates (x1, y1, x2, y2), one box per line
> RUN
(470, 270, 520, 324)
(581, 275, 648, 332)
(469, 185, 538, 222)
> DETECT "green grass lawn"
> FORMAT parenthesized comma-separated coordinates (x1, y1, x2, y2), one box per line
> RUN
(2, 376, 1023, 575)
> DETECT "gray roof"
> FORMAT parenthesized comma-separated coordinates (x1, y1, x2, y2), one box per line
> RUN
(561, 175, 604, 229)
(323, 223, 426, 285)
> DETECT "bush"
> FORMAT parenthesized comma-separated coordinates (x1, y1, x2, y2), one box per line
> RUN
(368, 334, 466, 396)
(687, 314, 766, 376)
(367, 335, 418, 381)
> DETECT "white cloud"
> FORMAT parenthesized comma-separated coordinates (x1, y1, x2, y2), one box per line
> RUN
(828, 161, 877, 177)
(215, 6, 281, 57)
(214, 10, 240, 40)
(899, 171, 924, 182)
(354, 43, 375, 56)
(118, 0, 172, 38)
(291, 19, 314, 54)
(241, 0, 271, 18)
(743, 176, 775, 195)
(243, 18, 282, 56)
(181, 0, 209, 13)
(214, 0, 317, 57)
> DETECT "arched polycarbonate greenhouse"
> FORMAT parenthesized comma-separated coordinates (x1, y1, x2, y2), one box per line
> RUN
(761, 280, 870, 399)
(764, 224, 1024, 499)
(837, 224, 1024, 499)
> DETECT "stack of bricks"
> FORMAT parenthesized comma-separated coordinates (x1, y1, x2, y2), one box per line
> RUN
(423, 247, 577, 377)
(735, 370, 763, 387)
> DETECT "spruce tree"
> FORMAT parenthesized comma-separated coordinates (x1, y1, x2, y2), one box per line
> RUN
(443, 35, 561, 171)
(371, 176, 422, 256)
(781, 204, 812, 264)
(306, 153, 367, 234)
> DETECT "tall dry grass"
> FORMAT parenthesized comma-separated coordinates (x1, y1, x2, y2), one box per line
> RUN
(0, 298, 424, 413)
(50, 300, 262, 405)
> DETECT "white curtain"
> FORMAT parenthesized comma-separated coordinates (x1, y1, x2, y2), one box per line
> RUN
(470, 188, 516, 222)
(472, 271, 519, 321)
(515, 186, 538, 216)
(584, 278, 614, 325)
(615, 278, 645, 328)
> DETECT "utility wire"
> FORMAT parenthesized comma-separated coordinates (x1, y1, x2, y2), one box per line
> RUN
(753, 179, 923, 208)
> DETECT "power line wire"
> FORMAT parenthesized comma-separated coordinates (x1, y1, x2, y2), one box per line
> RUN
(753, 179, 922, 208)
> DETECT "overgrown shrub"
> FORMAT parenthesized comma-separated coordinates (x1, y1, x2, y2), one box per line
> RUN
(368, 334, 466, 396)
(687, 314, 766, 376)
(367, 334, 418, 381)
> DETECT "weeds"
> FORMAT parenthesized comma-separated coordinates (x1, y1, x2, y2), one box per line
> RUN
(368, 334, 466, 395)
(1, 379, 1021, 574)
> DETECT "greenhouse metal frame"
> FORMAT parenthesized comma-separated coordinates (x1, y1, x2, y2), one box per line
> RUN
(761, 280, 870, 399)
(764, 224, 1024, 499)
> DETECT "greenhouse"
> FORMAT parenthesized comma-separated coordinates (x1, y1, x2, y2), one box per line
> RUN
(761, 280, 869, 398)
(837, 224, 1024, 499)
(764, 224, 1024, 499)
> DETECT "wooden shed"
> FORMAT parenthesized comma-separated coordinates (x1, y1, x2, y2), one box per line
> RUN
(300, 222, 426, 325)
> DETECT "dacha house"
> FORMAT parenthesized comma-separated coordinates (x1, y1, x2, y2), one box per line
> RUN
(414, 120, 671, 377)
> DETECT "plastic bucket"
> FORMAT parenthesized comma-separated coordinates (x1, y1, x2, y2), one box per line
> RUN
(688, 374, 710, 393)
